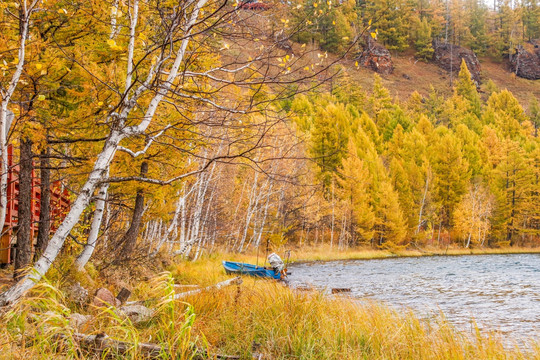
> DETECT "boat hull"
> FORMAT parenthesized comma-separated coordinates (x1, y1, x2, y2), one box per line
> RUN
(222, 261, 284, 280)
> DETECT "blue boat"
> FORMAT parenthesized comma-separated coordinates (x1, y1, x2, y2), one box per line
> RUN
(222, 261, 285, 280)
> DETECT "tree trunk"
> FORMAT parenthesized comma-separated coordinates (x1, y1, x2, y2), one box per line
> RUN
(35, 147, 50, 260)
(14, 138, 33, 281)
(118, 161, 148, 259)
(0, 130, 123, 306)
(75, 168, 109, 270)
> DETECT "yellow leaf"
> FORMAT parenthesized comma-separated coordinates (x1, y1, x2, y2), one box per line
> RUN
(342, 36, 349, 40)
(301, 43, 306, 48)
(368, 19, 372, 26)
(370, 32, 377, 39)
(313, 2, 317, 7)
(98, 101, 103, 106)
(37, 95, 45, 101)
(304, 66, 309, 71)
(355, 61, 359, 67)
(107, 39, 116, 47)
(40, 69, 47, 75)
(10, 57, 18, 64)
(333, 21, 336, 25)
(35, 63, 42, 70)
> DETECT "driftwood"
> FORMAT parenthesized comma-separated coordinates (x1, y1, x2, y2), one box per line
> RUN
(125, 277, 243, 305)
(331, 288, 351, 294)
(174, 284, 200, 289)
(174, 276, 242, 299)
(54, 332, 241, 359)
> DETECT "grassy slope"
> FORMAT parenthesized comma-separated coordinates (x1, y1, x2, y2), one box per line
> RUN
(337, 49, 540, 106)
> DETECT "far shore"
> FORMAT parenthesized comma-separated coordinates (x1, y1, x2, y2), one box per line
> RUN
(226, 245, 540, 266)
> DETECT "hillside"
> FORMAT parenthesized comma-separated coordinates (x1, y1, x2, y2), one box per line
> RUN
(233, 8, 540, 108)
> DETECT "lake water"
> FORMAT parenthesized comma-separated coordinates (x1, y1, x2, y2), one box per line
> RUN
(287, 254, 540, 342)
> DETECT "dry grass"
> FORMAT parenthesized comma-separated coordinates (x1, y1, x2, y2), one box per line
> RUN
(1, 249, 540, 359)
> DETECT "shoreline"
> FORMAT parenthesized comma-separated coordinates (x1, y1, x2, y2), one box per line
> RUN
(279, 246, 540, 264)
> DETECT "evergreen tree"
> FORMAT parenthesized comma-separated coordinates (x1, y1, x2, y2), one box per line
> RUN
(414, 17, 434, 60)
(522, 0, 540, 41)
(454, 60, 481, 117)
(374, 180, 408, 248)
(529, 96, 540, 137)
(363, 0, 412, 51)
(310, 101, 349, 192)
(430, 129, 471, 226)
(491, 139, 533, 245)
(338, 140, 376, 244)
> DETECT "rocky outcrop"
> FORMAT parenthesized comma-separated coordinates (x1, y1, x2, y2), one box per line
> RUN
(433, 41, 481, 84)
(509, 42, 540, 80)
(357, 37, 394, 75)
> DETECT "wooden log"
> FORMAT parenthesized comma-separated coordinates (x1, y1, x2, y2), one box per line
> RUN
(173, 284, 200, 289)
(174, 276, 242, 299)
(54, 332, 240, 359)
(116, 287, 131, 305)
(124, 277, 242, 306)
(331, 288, 351, 294)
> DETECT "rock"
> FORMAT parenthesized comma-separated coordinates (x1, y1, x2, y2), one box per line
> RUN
(93, 288, 121, 307)
(357, 36, 394, 75)
(509, 41, 540, 80)
(66, 282, 89, 305)
(402, 73, 411, 80)
(432, 40, 481, 84)
(69, 313, 92, 330)
(116, 304, 154, 324)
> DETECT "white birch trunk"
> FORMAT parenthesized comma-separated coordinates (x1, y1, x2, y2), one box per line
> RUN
(0, 0, 40, 235)
(74, 168, 110, 270)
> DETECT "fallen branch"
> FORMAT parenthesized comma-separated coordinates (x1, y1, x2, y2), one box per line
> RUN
(175, 276, 242, 299)
(54, 332, 240, 359)
(124, 277, 242, 305)
(56, 332, 165, 358)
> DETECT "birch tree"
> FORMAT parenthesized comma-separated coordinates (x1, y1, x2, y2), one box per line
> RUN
(0, 0, 41, 236)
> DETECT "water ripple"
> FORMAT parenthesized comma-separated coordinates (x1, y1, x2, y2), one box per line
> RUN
(287, 254, 540, 341)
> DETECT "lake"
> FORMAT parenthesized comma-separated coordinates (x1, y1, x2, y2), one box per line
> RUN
(287, 254, 540, 342)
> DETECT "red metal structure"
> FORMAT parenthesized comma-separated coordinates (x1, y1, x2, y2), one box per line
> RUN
(0, 145, 70, 265)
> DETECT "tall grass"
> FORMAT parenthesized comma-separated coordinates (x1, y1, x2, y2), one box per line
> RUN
(0, 253, 538, 359)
